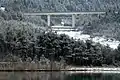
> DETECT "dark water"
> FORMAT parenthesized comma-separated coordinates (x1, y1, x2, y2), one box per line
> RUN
(0, 72, 120, 80)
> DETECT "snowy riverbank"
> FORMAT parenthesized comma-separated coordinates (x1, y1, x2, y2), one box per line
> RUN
(68, 67, 120, 73)
(69, 67, 120, 71)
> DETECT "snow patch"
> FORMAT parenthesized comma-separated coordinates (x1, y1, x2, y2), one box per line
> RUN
(0, 7, 5, 11)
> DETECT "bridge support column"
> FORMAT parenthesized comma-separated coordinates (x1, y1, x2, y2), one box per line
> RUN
(72, 14, 75, 27)
(47, 15, 50, 26)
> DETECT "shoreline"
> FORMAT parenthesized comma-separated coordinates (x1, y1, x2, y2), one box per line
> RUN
(0, 62, 120, 72)
(68, 67, 120, 71)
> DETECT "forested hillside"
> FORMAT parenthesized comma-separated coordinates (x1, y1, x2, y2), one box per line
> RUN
(83, 10, 120, 41)
(1, 0, 120, 41)
(0, 0, 120, 12)
(0, 0, 120, 67)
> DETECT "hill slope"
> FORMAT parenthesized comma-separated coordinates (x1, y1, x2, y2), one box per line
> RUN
(0, 0, 120, 12)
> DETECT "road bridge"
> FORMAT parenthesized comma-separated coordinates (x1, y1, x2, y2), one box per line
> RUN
(23, 12, 106, 27)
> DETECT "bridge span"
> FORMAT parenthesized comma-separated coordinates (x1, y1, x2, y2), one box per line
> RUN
(23, 12, 106, 16)
(23, 12, 106, 27)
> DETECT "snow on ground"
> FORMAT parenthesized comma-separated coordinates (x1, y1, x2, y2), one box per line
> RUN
(57, 31, 90, 41)
(57, 31, 120, 49)
(0, 7, 5, 11)
(92, 37, 120, 49)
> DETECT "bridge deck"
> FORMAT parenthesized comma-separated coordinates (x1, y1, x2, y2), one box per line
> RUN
(24, 12, 106, 16)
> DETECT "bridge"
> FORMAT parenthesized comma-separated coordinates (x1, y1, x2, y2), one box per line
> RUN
(23, 12, 106, 27)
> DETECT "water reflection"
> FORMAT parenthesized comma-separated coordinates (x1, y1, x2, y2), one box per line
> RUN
(0, 72, 66, 80)
(67, 73, 120, 80)
(0, 72, 120, 80)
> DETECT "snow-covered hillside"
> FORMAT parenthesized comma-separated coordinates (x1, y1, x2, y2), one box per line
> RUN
(57, 31, 120, 49)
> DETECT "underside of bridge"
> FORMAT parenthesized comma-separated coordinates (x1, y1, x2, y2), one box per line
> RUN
(47, 14, 76, 27)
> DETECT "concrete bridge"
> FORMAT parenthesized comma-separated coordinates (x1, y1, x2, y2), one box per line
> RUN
(23, 12, 106, 27)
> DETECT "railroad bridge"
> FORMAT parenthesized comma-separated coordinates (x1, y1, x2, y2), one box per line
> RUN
(23, 12, 106, 28)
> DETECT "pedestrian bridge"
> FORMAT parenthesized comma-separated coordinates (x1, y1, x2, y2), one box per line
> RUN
(23, 12, 106, 28)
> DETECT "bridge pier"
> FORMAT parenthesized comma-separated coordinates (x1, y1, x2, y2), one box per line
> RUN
(47, 15, 51, 26)
(72, 14, 75, 27)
